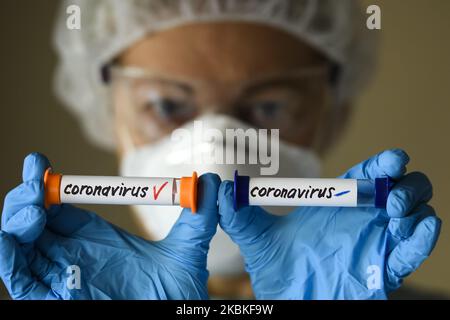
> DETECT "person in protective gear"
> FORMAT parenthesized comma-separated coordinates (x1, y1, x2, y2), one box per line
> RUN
(0, 0, 441, 299)
(52, 0, 377, 297)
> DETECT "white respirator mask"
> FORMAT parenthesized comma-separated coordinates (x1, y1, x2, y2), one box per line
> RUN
(120, 113, 321, 276)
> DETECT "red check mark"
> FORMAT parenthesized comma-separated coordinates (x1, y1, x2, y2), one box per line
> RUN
(153, 181, 169, 200)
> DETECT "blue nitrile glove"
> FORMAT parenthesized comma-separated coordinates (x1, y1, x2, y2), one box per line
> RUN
(0, 153, 220, 300)
(218, 149, 441, 299)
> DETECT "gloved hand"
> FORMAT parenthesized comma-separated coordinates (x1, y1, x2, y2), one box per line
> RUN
(0, 153, 220, 300)
(218, 149, 441, 299)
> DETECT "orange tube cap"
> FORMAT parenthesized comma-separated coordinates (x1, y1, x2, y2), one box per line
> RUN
(180, 172, 198, 213)
(43, 168, 62, 209)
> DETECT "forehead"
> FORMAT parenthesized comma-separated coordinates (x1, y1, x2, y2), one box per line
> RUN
(119, 22, 328, 83)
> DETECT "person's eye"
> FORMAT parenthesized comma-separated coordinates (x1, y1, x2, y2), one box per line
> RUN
(153, 98, 182, 117)
(143, 97, 195, 123)
(252, 101, 283, 119)
(241, 100, 286, 127)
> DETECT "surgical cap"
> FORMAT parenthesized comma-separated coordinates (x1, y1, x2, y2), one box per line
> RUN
(53, 0, 378, 150)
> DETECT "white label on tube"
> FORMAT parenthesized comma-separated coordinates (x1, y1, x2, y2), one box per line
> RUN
(60, 176, 175, 205)
(248, 178, 358, 207)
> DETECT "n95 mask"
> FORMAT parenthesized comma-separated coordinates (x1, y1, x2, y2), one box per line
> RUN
(120, 113, 321, 276)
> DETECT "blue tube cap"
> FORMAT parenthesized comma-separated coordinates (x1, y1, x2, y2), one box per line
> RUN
(233, 170, 250, 211)
(375, 177, 394, 209)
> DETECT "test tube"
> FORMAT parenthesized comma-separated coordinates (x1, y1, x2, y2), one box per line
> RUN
(43, 168, 198, 212)
(233, 171, 393, 210)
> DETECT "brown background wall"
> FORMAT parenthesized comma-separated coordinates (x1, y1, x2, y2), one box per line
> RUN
(0, 0, 449, 297)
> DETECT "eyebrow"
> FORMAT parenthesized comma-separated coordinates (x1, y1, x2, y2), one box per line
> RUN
(112, 65, 194, 93)
(146, 77, 194, 94)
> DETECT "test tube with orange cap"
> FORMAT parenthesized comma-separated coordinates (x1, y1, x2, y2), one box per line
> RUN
(44, 168, 198, 212)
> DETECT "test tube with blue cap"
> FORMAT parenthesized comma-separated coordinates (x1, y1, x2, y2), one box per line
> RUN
(233, 170, 394, 211)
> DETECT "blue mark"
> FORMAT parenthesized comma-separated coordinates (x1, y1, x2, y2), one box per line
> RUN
(334, 190, 351, 197)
